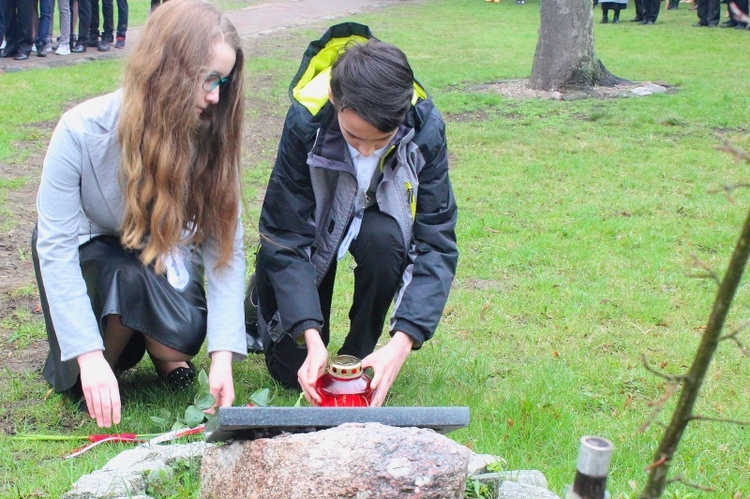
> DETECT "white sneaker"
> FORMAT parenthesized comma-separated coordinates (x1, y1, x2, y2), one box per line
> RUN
(31, 44, 37, 52)
(44, 43, 52, 53)
(0, 40, 5, 50)
(55, 43, 71, 55)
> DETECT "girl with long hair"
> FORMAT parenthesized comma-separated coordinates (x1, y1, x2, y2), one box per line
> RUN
(33, 0, 247, 427)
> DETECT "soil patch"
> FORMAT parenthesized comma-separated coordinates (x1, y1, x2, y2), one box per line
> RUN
(471, 79, 675, 100)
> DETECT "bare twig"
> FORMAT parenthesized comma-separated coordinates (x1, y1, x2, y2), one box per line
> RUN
(641, 205, 750, 498)
(707, 183, 750, 205)
(719, 323, 750, 357)
(638, 382, 680, 433)
(666, 475, 715, 492)
(687, 414, 750, 426)
(644, 454, 668, 472)
(714, 140, 750, 163)
(687, 253, 721, 285)
(640, 354, 687, 383)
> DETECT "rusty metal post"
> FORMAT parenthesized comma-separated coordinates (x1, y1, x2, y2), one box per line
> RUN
(566, 436, 613, 499)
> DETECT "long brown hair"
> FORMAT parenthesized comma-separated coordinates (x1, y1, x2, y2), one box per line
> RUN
(119, 0, 244, 272)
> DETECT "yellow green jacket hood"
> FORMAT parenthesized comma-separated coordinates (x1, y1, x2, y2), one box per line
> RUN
(289, 22, 427, 117)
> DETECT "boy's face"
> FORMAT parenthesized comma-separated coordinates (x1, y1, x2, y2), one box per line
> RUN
(337, 108, 397, 158)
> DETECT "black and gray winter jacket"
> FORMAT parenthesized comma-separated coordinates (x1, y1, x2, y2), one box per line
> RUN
(256, 22, 458, 349)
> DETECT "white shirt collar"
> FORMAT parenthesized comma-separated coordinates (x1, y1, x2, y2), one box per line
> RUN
(347, 143, 389, 162)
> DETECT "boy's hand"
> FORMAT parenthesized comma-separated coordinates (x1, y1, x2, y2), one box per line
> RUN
(297, 329, 327, 405)
(361, 331, 413, 407)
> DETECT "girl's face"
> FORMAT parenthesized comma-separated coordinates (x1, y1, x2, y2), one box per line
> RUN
(194, 41, 237, 118)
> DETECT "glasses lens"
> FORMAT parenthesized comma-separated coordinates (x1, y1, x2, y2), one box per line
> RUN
(202, 74, 227, 92)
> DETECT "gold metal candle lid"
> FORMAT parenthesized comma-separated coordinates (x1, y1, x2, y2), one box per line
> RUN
(328, 355, 363, 379)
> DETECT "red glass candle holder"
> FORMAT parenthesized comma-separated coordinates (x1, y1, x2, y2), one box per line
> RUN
(315, 355, 373, 407)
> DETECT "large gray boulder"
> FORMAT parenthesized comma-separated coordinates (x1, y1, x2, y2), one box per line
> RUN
(200, 422, 472, 498)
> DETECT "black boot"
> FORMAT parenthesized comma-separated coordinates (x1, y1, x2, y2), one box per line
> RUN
(601, 9, 609, 22)
(613, 10, 620, 22)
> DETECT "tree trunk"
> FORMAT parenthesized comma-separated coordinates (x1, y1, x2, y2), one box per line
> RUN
(529, 0, 622, 91)
(640, 209, 750, 498)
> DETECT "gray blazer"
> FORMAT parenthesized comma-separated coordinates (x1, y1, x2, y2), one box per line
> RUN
(36, 90, 248, 363)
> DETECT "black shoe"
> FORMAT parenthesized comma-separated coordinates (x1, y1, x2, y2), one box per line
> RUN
(666, 5, 678, 9)
(630, 17, 644, 21)
(71, 44, 86, 53)
(645, 20, 655, 24)
(692, 21, 708, 26)
(36, 43, 47, 57)
(13, 52, 30, 60)
(735, 22, 748, 28)
(87, 37, 99, 47)
(601, 16, 609, 23)
(244, 273, 264, 354)
(613, 14, 620, 22)
(720, 20, 738, 27)
(0, 48, 16, 58)
(114, 36, 125, 49)
(707, 22, 718, 26)
(97, 40, 111, 52)
(164, 361, 196, 391)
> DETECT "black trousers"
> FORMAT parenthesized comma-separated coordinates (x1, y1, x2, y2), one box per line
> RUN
(3, 0, 33, 55)
(697, 0, 720, 23)
(633, 0, 645, 19)
(75, 0, 91, 44)
(89, 0, 125, 40)
(261, 207, 407, 389)
(643, 0, 661, 21)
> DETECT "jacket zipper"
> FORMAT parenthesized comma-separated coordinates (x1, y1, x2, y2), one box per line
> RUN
(405, 181, 415, 219)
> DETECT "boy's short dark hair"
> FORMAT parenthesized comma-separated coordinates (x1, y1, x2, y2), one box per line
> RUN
(330, 39, 414, 133)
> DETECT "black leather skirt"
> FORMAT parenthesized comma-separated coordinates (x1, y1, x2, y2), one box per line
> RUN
(33, 231, 207, 392)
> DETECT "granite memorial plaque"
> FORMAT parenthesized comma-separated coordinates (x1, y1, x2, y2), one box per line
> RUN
(205, 406, 470, 442)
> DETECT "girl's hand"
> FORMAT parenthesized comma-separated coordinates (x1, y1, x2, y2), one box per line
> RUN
(208, 351, 235, 411)
(77, 350, 121, 427)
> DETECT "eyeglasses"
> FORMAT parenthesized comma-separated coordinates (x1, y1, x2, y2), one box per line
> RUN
(202, 72, 230, 92)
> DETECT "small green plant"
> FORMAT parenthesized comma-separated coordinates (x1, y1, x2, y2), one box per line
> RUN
(464, 478, 494, 499)
(150, 370, 216, 431)
(145, 458, 201, 499)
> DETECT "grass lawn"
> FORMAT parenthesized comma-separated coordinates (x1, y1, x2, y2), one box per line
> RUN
(2, 0, 750, 497)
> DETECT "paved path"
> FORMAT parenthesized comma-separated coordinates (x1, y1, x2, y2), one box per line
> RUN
(0, 0, 406, 73)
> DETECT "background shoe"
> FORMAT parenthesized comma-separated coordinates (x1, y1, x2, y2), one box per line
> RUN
(71, 44, 87, 53)
(55, 43, 71, 55)
(0, 48, 16, 58)
(98, 39, 111, 52)
(114, 36, 125, 49)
